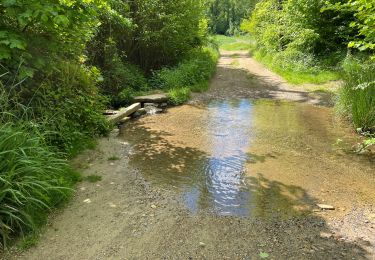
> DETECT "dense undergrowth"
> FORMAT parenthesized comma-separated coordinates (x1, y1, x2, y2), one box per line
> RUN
(152, 46, 219, 104)
(0, 123, 79, 247)
(248, 46, 340, 85)
(0, 0, 215, 248)
(237, 0, 375, 142)
(337, 59, 375, 131)
(0, 90, 81, 247)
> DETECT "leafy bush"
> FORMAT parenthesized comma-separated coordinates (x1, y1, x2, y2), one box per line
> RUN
(168, 88, 191, 105)
(17, 61, 110, 156)
(151, 46, 218, 104)
(0, 123, 80, 247)
(337, 59, 375, 130)
(239, 0, 360, 84)
(325, 0, 375, 55)
(153, 47, 219, 90)
(97, 39, 149, 108)
(118, 0, 207, 71)
(0, 0, 106, 79)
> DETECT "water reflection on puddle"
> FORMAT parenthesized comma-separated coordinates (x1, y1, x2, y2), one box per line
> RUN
(120, 99, 373, 217)
(185, 100, 253, 216)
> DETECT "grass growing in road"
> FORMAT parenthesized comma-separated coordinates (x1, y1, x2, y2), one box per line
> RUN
(230, 59, 240, 66)
(84, 175, 103, 183)
(108, 156, 120, 161)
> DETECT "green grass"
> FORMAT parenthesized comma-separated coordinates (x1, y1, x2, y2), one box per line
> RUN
(107, 156, 120, 161)
(0, 123, 80, 247)
(168, 88, 191, 105)
(251, 49, 340, 85)
(214, 34, 340, 85)
(191, 81, 210, 93)
(214, 35, 238, 45)
(17, 232, 40, 250)
(152, 46, 219, 104)
(364, 138, 375, 149)
(270, 67, 339, 85)
(337, 59, 375, 130)
(84, 175, 102, 183)
(67, 138, 98, 159)
(221, 42, 252, 51)
(214, 34, 253, 51)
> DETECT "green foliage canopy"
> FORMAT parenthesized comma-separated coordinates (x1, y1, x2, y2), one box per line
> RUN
(325, 0, 375, 54)
(207, 0, 257, 35)
(0, 0, 107, 78)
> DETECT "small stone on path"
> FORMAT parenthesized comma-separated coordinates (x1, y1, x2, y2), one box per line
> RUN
(199, 242, 206, 247)
(151, 204, 157, 209)
(317, 204, 335, 210)
(83, 199, 91, 204)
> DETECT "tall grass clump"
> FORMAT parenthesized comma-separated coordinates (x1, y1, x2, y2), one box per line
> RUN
(337, 58, 375, 130)
(0, 124, 79, 247)
(151, 46, 219, 104)
(0, 88, 80, 248)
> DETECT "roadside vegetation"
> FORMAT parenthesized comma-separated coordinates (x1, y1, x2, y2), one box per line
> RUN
(209, 0, 374, 149)
(152, 46, 219, 104)
(0, 0, 216, 248)
(239, 0, 374, 133)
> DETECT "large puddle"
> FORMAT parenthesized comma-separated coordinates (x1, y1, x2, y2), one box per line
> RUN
(120, 99, 374, 217)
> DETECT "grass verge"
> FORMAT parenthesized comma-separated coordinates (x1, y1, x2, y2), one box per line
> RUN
(152, 46, 219, 104)
(336, 59, 375, 130)
(215, 35, 340, 85)
(0, 123, 80, 248)
(250, 47, 340, 85)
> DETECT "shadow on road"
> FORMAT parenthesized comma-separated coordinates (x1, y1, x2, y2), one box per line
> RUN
(119, 122, 370, 259)
(192, 51, 335, 107)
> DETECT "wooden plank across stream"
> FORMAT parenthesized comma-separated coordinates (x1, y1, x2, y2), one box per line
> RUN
(106, 103, 141, 124)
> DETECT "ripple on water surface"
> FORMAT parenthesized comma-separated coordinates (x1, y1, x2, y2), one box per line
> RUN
(120, 99, 374, 217)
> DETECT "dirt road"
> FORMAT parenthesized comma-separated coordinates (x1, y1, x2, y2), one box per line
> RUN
(10, 50, 374, 260)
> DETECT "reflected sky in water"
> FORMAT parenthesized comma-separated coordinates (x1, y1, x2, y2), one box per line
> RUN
(120, 99, 374, 217)
(184, 100, 254, 216)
